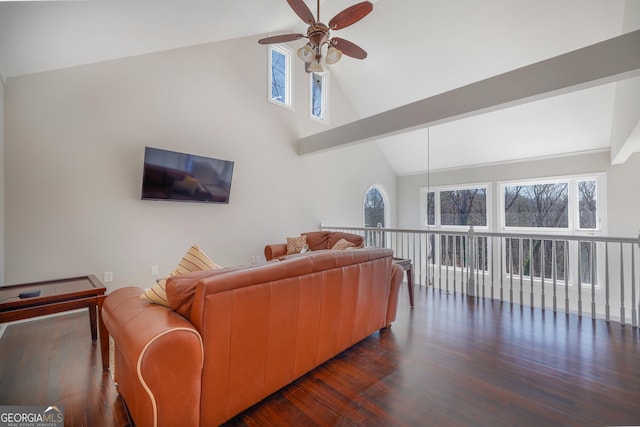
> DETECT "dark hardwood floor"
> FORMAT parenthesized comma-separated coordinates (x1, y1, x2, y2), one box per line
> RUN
(1, 286, 639, 426)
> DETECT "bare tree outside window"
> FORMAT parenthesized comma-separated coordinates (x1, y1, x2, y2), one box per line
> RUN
(270, 48, 287, 104)
(505, 183, 568, 228)
(364, 188, 385, 247)
(578, 180, 597, 229)
(440, 188, 487, 226)
(425, 191, 435, 226)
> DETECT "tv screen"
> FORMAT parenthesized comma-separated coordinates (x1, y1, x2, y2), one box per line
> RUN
(141, 146, 235, 204)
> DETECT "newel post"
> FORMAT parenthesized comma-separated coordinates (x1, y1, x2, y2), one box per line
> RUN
(467, 226, 476, 297)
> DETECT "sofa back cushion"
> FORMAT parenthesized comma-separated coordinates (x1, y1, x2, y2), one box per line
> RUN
(303, 231, 364, 251)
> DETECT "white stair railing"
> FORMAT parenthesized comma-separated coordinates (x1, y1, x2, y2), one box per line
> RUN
(321, 225, 640, 326)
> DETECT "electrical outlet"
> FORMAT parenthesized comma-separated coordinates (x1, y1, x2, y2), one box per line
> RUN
(151, 266, 159, 276)
(103, 272, 113, 283)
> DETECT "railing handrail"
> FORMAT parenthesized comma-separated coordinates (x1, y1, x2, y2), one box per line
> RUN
(322, 225, 640, 245)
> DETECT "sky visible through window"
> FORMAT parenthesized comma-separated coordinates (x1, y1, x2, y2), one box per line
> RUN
(271, 48, 286, 104)
(311, 72, 323, 119)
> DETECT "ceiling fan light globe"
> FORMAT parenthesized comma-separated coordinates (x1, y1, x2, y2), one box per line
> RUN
(297, 44, 315, 62)
(307, 59, 324, 73)
(325, 46, 343, 64)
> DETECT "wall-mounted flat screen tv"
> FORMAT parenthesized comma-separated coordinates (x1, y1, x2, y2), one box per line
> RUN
(141, 146, 235, 204)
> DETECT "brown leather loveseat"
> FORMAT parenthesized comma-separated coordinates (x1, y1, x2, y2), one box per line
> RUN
(264, 230, 364, 261)
(102, 247, 403, 426)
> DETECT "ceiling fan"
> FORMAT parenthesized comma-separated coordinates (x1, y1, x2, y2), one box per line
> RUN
(258, 0, 373, 73)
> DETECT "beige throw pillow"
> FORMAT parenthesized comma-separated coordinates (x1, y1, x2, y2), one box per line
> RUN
(140, 244, 221, 307)
(286, 236, 308, 255)
(331, 238, 356, 250)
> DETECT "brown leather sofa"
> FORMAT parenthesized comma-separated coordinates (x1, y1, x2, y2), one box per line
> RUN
(102, 247, 403, 427)
(264, 230, 364, 261)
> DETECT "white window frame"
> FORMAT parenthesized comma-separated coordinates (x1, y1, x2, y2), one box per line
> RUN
(420, 183, 491, 231)
(268, 44, 292, 109)
(363, 184, 389, 228)
(498, 173, 607, 288)
(309, 70, 329, 122)
(498, 173, 606, 235)
(363, 184, 389, 248)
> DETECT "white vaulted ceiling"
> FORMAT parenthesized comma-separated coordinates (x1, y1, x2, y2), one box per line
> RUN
(0, 0, 638, 173)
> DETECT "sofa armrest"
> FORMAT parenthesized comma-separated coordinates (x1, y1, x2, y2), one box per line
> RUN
(102, 287, 204, 427)
(264, 243, 287, 261)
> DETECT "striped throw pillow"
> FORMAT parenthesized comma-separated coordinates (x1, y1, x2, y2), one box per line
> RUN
(140, 244, 221, 307)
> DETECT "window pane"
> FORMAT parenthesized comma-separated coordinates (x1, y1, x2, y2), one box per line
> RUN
(311, 72, 324, 119)
(364, 188, 385, 247)
(364, 188, 385, 227)
(578, 180, 597, 229)
(271, 49, 287, 104)
(504, 183, 568, 228)
(440, 188, 487, 226)
(425, 191, 435, 226)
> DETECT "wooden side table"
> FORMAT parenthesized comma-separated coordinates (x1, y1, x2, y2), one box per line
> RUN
(393, 258, 414, 308)
(0, 275, 108, 370)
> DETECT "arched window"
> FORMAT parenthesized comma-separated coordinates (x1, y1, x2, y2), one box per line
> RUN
(363, 185, 387, 247)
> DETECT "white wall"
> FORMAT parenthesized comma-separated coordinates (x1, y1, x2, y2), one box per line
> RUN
(4, 36, 396, 290)
(0, 75, 4, 285)
(397, 150, 640, 237)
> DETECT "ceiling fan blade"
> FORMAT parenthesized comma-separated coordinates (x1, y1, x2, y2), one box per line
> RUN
(287, 0, 316, 24)
(331, 37, 367, 59)
(328, 1, 373, 30)
(258, 33, 306, 44)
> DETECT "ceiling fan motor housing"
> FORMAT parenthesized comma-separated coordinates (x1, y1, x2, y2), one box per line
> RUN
(307, 22, 329, 48)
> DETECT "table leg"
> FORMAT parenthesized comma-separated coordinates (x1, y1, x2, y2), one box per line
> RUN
(98, 296, 109, 371)
(88, 304, 98, 341)
(407, 267, 415, 308)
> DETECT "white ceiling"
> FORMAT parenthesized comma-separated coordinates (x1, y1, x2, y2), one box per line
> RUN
(0, 0, 638, 174)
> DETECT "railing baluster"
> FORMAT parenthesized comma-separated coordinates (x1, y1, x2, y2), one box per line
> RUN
(564, 240, 569, 314)
(605, 242, 610, 322)
(438, 234, 442, 291)
(530, 238, 534, 308)
(631, 244, 637, 327)
(591, 241, 596, 319)
(478, 237, 484, 298)
(451, 236, 456, 294)
(499, 237, 503, 302)
(578, 240, 583, 318)
(519, 238, 524, 306)
(445, 236, 450, 294)
(552, 240, 557, 313)
(620, 242, 625, 325)
(541, 240, 546, 311)
(510, 238, 514, 304)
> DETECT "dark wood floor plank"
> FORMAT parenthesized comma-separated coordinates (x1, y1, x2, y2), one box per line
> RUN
(1, 286, 639, 426)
